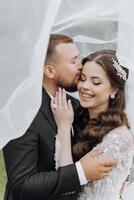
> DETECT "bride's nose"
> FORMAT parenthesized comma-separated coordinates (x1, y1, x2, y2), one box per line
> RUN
(81, 80, 91, 90)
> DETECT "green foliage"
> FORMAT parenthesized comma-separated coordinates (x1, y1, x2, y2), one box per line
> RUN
(0, 151, 7, 200)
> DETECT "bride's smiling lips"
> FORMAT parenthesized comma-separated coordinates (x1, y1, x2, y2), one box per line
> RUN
(79, 91, 95, 100)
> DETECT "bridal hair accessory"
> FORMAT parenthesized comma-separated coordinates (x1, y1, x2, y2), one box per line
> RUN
(112, 58, 127, 81)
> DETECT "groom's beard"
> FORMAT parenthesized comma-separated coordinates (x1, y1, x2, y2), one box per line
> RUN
(55, 80, 78, 93)
(63, 85, 77, 92)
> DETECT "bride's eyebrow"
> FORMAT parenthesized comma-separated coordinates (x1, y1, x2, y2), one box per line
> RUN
(91, 76, 102, 79)
(91, 76, 103, 81)
(81, 73, 101, 79)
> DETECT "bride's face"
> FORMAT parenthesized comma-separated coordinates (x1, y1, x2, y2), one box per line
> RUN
(77, 61, 115, 114)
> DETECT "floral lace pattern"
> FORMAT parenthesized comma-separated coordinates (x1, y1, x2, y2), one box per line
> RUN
(54, 135, 61, 170)
(78, 126, 134, 200)
(54, 126, 134, 200)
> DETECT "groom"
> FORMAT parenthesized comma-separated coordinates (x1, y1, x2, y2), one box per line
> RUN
(3, 34, 116, 200)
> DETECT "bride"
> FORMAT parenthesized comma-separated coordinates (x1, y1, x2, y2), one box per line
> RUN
(51, 49, 134, 200)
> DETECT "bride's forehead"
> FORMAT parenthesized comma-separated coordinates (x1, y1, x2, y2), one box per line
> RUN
(83, 61, 106, 74)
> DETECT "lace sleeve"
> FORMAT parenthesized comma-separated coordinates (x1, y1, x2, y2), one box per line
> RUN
(78, 127, 134, 200)
(96, 127, 133, 162)
(54, 135, 61, 170)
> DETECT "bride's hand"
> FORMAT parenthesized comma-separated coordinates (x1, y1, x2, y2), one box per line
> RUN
(51, 88, 74, 129)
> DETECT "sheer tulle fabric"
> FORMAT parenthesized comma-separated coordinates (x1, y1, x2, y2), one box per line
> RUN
(0, 0, 61, 148)
(0, 0, 134, 150)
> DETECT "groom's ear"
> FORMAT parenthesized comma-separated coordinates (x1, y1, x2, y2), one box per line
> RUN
(44, 64, 55, 79)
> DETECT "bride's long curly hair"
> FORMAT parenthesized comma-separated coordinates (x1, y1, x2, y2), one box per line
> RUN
(73, 50, 130, 161)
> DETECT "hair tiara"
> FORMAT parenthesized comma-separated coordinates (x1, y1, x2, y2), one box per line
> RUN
(112, 58, 127, 81)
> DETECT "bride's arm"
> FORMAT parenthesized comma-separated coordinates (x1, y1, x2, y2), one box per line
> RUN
(58, 126, 73, 166)
(51, 88, 74, 167)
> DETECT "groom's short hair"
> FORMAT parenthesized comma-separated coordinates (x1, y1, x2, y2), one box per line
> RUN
(45, 34, 73, 65)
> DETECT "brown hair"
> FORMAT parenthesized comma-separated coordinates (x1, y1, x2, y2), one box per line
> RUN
(45, 34, 73, 65)
(73, 49, 130, 161)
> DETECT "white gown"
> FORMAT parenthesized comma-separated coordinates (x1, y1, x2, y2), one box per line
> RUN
(55, 126, 134, 200)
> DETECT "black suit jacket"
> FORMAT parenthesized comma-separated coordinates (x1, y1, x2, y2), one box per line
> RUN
(3, 89, 81, 200)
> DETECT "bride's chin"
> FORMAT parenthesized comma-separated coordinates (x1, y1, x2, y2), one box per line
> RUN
(80, 100, 90, 108)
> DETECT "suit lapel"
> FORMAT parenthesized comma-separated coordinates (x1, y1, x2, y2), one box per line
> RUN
(40, 89, 80, 133)
(40, 88, 57, 131)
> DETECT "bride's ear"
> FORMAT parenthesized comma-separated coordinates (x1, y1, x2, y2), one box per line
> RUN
(110, 87, 119, 98)
(44, 64, 55, 79)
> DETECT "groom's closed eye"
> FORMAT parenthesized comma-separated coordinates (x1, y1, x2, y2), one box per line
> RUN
(71, 57, 80, 64)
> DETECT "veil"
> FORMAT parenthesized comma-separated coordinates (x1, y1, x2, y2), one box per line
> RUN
(0, 0, 61, 148)
(0, 0, 134, 148)
(0, 0, 134, 198)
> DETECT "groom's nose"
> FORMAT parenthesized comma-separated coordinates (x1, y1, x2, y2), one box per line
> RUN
(77, 61, 83, 71)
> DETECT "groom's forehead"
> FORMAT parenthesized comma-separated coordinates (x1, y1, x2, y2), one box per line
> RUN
(55, 43, 80, 58)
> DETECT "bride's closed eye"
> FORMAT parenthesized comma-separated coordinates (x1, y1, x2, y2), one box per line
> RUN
(93, 82, 101, 85)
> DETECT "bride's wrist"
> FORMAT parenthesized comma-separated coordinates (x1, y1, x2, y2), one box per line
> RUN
(57, 126, 72, 142)
(58, 133, 71, 145)
(58, 125, 72, 132)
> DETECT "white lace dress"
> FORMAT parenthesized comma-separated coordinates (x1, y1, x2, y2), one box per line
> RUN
(55, 126, 134, 200)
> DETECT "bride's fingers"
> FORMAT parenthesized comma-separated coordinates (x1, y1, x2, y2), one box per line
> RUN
(51, 97, 57, 110)
(68, 99, 73, 111)
(57, 87, 62, 106)
(55, 91, 58, 106)
(62, 88, 68, 107)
